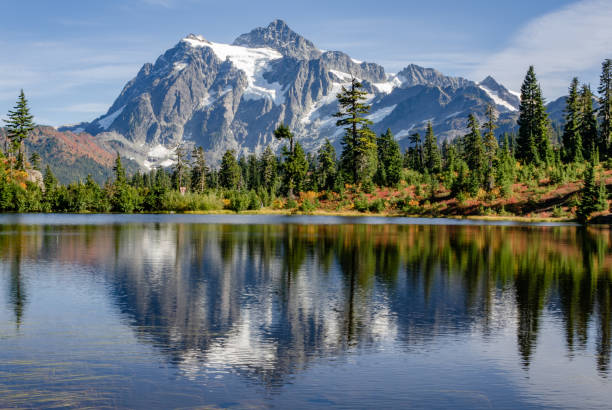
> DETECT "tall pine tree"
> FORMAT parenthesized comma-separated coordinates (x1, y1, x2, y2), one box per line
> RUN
(516, 66, 551, 165)
(579, 84, 598, 161)
(191, 146, 208, 193)
(219, 150, 241, 190)
(597, 59, 612, 157)
(334, 78, 378, 185)
(464, 114, 485, 172)
(260, 146, 277, 193)
(561, 77, 583, 163)
(4, 90, 35, 170)
(483, 105, 499, 190)
(423, 122, 441, 174)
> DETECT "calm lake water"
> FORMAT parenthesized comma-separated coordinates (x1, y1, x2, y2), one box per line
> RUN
(1, 214, 611, 409)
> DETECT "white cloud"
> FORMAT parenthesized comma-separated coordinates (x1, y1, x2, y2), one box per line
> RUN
(55, 103, 110, 114)
(473, 0, 612, 98)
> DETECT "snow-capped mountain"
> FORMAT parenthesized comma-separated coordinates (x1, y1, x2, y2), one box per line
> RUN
(61, 20, 521, 168)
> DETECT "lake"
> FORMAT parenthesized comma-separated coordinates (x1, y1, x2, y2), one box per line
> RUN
(0, 214, 611, 409)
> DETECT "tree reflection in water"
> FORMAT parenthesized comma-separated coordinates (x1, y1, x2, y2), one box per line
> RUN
(1, 222, 611, 380)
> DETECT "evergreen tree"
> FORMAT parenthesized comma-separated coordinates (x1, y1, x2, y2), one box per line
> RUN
(191, 146, 208, 193)
(406, 132, 423, 172)
(4, 90, 35, 170)
(516, 66, 551, 165)
(597, 59, 612, 157)
(375, 128, 402, 186)
(113, 153, 126, 185)
(334, 77, 377, 184)
(441, 141, 461, 191)
(247, 154, 259, 190)
(423, 122, 441, 174)
(561, 77, 583, 163)
(316, 139, 337, 191)
(219, 149, 241, 190)
(29, 152, 41, 171)
(579, 84, 598, 161)
(43, 165, 58, 192)
(110, 153, 139, 213)
(597, 178, 609, 213)
(274, 124, 295, 154)
(464, 114, 486, 173)
(282, 141, 308, 195)
(483, 105, 499, 190)
(238, 155, 249, 190)
(260, 146, 277, 193)
(496, 134, 516, 197)
(173, 145, 189, 190)
(577, 161, 599, 223)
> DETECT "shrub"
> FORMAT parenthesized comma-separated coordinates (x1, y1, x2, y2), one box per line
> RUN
(247, 190, 261, 210)
(552, 205, 567, 218)
(256, 187, 271, 207)
(354, 194, 369, 212)
(299, 199, 317, 213)
(161, 191, 224, 212)
(226, 190, 249, 212)
(285, 198, 298, 209)
(271, 198, 285, 209)
(362, 179, 375, 194)
(368, 198, 385, 213)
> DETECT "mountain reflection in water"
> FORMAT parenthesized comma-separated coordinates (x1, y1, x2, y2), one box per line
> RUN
(1, 220, 611, 408)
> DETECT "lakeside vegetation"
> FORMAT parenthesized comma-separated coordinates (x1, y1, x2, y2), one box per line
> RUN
(1, 62, 612, 223)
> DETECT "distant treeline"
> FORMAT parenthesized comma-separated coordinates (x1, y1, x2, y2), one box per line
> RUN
(1, 62, 612, 222)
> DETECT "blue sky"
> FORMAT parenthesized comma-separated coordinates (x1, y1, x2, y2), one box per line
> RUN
(1, 0, 610, 126)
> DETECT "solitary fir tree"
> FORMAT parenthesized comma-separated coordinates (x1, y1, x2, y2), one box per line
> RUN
(598, 59, 612, 157)
(516, 66, 551, 165)
(423, 122, 441, 174)
(562, 77, 583, 163)
(4, 90, 35, 170)
(334, 78, 378, 185)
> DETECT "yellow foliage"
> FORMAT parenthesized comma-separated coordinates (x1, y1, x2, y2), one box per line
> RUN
(408, 199, 419, 207)
(271, 198, 285, 209)
(299, 191, 318, 202)
(476, 188, 488, 200)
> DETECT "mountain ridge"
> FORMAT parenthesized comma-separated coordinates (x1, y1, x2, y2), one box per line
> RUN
(60, 20, 524, 168)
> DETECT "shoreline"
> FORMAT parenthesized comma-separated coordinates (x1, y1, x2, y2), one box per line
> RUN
(0, 210, 593, 226)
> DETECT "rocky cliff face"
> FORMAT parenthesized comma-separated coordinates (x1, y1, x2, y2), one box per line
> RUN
(61, 20, 522, 168)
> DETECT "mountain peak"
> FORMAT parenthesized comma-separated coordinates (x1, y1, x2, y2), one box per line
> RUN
(478, 75, 520, 110)
(233, 20, 321, 60)
(397, 64, 471, 89)
(480, 75, 502, 90)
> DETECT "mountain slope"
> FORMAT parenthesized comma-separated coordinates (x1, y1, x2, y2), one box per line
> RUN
(61, 20, 522, 167)
(1, 127, 138, 184)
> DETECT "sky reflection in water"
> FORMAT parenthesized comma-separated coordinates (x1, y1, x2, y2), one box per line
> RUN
(0, 215, 611, 408)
